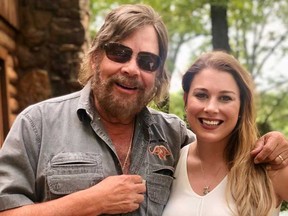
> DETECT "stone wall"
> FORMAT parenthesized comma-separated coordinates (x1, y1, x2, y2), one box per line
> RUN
(16, 0, 90, 111)
(0, 0, 90, 144)
(0, 0, 19, 144)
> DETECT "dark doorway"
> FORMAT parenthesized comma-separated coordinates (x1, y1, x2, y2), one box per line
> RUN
(0, 59, 9, 145)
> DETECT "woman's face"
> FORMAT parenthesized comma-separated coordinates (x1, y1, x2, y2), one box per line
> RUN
(185, 68, 241, 144)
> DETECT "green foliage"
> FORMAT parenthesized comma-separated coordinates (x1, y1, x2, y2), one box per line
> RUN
(228, 0, 288, 80)
(257, 90, 288, 137)
(169, 91, 185, 120)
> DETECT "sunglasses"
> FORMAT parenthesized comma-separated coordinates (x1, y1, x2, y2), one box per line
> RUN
(103, 42, 161, 72)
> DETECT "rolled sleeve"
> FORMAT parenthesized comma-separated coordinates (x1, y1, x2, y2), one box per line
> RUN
(0, 112, 39, 211)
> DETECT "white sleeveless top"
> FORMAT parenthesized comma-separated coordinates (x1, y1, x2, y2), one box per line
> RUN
(162, 144, 280, 216)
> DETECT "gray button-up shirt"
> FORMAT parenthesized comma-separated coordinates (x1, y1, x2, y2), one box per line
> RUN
(0, 82, 195, 215)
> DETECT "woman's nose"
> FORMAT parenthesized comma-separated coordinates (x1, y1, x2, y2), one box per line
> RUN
(204, 99, 219, 114)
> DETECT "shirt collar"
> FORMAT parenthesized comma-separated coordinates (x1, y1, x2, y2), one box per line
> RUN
(77, 80, 94, 122)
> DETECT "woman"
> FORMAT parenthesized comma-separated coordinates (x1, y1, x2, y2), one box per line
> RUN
(163, 51, 288, 215)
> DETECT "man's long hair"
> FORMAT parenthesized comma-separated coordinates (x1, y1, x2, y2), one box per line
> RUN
(78, 4, 169, 104)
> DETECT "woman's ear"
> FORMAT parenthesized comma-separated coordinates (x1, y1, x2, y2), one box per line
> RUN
(183, 92, 188, 108)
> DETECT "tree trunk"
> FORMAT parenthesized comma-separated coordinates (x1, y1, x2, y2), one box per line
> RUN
(210, 1, 231, 52)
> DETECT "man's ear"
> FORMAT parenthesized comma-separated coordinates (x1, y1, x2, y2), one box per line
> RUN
(90, 51, 98, 70)
(91, 61, 96, 71)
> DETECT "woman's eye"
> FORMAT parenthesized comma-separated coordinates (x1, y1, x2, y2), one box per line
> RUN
(220, 95, 232, 102)
(194, 93, 208, 100)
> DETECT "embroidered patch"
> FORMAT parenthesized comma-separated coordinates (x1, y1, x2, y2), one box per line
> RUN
(149, 145, 171, 160)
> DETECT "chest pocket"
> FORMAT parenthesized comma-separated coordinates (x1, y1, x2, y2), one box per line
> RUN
(146, 163, 175, 205)
(47, 152, 103, 196)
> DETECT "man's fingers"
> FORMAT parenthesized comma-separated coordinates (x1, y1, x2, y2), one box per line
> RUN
(265, 149, 288, 171)
(134, 193, 145, 204)
(252, 131, 288, 164)
(129, 175, 144, 184)
(97, 175, 147, 214)
(251, 137, 264, 158)
(276, 154, 285, 164)
(253, 139, 277, 164)
(134, 181, 146, 194)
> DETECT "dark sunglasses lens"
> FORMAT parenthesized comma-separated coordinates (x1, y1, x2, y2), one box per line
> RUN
(137, 52, 161, 72)
(104, 43, 132, 63)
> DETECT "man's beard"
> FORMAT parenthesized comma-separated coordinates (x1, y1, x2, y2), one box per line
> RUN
(92, 68, 156, 121)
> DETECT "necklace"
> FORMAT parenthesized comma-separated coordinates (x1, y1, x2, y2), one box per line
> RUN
(121, 138, 132, 174)
(119, 122, 135, 174)
(196, 147, 223, 195)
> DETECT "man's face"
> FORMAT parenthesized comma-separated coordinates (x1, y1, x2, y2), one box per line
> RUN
(92, 25, 160, 122)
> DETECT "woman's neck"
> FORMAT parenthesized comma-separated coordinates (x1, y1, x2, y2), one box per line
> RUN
(194, 140, 226, 163)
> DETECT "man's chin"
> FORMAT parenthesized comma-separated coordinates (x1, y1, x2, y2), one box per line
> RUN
(110, 98, 146, 115)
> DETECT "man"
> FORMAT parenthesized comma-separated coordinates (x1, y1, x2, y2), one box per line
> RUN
(0, 4, 287, 216)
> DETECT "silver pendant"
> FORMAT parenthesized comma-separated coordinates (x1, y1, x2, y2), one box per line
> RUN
(203, 186, 210, 195)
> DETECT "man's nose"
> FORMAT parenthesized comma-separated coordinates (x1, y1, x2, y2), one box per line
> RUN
(121, 56, 141, 76)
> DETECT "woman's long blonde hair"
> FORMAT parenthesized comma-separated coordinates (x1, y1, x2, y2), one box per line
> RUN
(182, 51, 276, 215)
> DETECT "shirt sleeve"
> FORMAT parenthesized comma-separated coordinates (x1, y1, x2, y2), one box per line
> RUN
(0, 111, 39, 211)
(179, 119, 195, 148)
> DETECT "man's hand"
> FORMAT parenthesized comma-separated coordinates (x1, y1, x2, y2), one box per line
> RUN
(93, 174, 146, 214)
(251, 131, 288, 170)
(0, 175, 146, 216)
